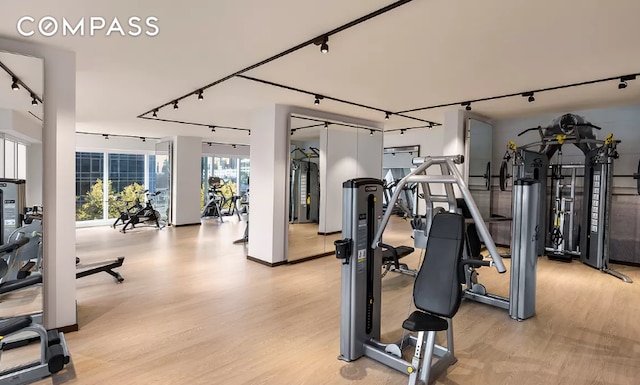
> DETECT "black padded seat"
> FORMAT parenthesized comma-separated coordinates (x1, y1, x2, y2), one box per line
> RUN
(403, 212, 464, 329)
(381, 246, 415, 263)
(402, 310, 449, 332)
(0, 316, 32, 337)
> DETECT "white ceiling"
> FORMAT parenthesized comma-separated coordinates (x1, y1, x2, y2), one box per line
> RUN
(0, 0, 639, 145)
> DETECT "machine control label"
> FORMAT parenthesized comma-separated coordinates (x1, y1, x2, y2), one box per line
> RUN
(300, 175, 307, 205)
(590, 172, 601, 233)
(357, 219, 368, 272)
(365, 186, 378, 192)
(357, 249, 366, 263)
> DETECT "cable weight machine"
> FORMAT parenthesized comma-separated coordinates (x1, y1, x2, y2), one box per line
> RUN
(501, 121, 632, 283)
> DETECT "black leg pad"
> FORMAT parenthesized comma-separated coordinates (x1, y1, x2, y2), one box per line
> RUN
(47, 344, 65, 373)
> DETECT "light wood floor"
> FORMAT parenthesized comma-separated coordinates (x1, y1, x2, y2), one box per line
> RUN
(288, 222, 341, 261)
(16, 217, 640, 384)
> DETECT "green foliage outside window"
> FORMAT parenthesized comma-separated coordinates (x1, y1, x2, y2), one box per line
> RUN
(76, 179, 146, 221)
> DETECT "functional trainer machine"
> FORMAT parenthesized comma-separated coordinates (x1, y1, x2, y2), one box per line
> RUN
(289, 148, 320, 224)
(336, 156, 514, 384)
(501, 118, 632, 283)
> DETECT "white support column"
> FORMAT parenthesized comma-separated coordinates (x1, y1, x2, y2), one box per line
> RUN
(171, 136, 203, 226)
(248, 105, 289, 265)
(0, 37, 78, 329)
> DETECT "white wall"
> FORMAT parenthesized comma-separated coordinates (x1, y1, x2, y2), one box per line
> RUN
(201, 143, 250, 157)
(0, 36, 77, 329)
(171, 136, 203, 226)
(10, 110, 42, 143)
(76, 133, 157, 152)
(319, 127, 357, 233)
(383, 126, 445, 159)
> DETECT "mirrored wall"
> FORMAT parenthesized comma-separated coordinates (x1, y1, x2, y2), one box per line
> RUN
(0, 51, 44, 319)
(382, 145, 420, 218)
(287, 114, 383, 262)
(465, 118, 493, 218)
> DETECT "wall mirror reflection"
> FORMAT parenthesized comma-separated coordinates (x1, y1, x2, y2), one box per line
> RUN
(465, 118, 493, 218)
(382, 145, 420, 218)
(287, 114, 382, 262)
(0, 51, 44, 319)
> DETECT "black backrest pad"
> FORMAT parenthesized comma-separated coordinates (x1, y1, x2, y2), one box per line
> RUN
(413, 212, 464, 318)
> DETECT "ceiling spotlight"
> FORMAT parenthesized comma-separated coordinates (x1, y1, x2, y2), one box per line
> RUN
(428, 124, 433, 130)
(313, 36, 329, 54)
(152, 109, 158, 117)
(385, 112, 390, 120)
(11, 78, 19, 91)
(314, 95, 323, 105)
(197, 90, 204, 100)
(324, 122, 329, 130)
(31, 94, 38, 106)
(103, 134, 109, 140)
(619, 75, 636, 89)
(369, 130, 374, 136)
(392, 153, 396, 157)
(210, 126, 216, 132)
(461, 102, 471, 111)
(522, 92, 535, 102)
(400, 129, 405, 135)
(291, 129, 295, 135)
(141, 137, 146, 142)
(232, 144, 237, 149)
(248, 131, 251, 136)
(173, 100, 179, 109)
(208, 142, 212, 147)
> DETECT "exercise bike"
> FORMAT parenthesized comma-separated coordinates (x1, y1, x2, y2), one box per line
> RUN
(112, 194, 144, 229)
(201, 177, 241, 222)
(121, 191, 164, 233)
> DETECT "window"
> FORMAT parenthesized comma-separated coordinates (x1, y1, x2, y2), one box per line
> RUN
(0, 137, 29, 180)
(4, 139, 15, 178)
(201, 156, 250, 208)
(17, 143, 26, 179)
(75, 152, 155, 223)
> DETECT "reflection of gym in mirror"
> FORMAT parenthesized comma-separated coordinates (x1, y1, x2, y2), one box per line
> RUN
(288, 116, 326, 262)
(382, 145, 420, 219)
(464, 118, 493, 218)
(287, 114, 383, 262)
(0, 51, 73, 381)
(0, 52, 44, 321)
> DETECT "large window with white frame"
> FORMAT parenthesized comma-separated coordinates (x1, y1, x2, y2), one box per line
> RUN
(0, 136, 28, 180)
(75, 151, 156, 223)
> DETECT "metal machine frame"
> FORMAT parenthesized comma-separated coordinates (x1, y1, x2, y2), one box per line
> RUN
(337, 156, 510, 384)
(289, 148, 320, 224)
(377, 155, 540, 319)
(0, 317, 71, 385)
(504, 131, 632, 283)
